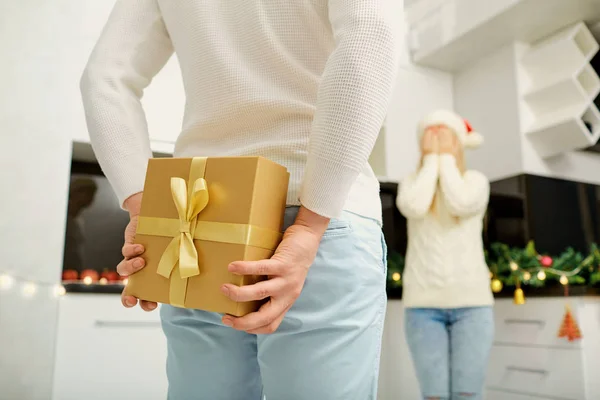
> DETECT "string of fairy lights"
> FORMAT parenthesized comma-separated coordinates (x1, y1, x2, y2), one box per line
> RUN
(503, 252, 593, 287)
(0, 270, 127, 298)
(0, 270, 66, 298)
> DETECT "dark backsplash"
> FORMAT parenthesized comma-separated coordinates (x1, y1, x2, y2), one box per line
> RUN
(381, 174, 600, 257)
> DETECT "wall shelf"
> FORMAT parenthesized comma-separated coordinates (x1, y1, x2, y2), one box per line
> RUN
(520, 22, 600, 158)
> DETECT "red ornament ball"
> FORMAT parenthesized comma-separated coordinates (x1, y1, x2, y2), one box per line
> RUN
(62, 269, 78, 281)
(100, 270, 119, 283)
(80, 269, 99, 282)
(540, 256, 553, 268)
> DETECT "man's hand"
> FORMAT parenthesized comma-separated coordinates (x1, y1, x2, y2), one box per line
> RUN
(220, 206, 330, 334)
(118, 192, 157, 312)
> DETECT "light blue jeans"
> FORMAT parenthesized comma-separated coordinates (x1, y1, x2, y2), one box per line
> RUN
(405, 307, 494, 400)
(160, 207, 388, 400)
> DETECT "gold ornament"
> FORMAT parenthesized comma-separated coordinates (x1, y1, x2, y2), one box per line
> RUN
(510, 261, 519, 271)
(491, 279, 503, 293)
(513, 288, 526, 305)
(392, 272, 401, 282)
(523, 271, 531, 281)
(537, 270, 546, 281)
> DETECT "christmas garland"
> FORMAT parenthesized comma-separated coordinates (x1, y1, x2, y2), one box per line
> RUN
(386, 241, 600, 290)
(487, 241, 600, 290)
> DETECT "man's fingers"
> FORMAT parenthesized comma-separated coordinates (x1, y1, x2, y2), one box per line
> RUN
(140, 300, 158, 312)
(122, 243, 144, 258)
(222, 299, 286, 332)
(117, 257, 145, 276)
(221, 278, 284, 302)
(121, 293, 156, 311)
(228, 260, 282, 276)
(246, 305, 290, 334)
(121, 294, 138, 308)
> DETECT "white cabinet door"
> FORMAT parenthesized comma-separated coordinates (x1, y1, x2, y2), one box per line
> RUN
(52, 294, 167, 400)
(493, 298, 583, 348)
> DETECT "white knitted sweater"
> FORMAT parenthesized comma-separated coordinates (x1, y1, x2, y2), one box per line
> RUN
(397, 154, 494, 308)
(80, 0, 400, 220)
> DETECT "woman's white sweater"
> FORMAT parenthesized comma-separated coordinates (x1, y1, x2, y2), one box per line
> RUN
(397, 154, 494, 308)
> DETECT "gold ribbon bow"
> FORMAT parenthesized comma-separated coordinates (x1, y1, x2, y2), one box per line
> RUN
(156, 176, 209, 281)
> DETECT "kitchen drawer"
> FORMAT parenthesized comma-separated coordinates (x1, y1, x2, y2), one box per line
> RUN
(493, 298, 582, 348)
(52, 294, 167, 400)
(486, 345, 584, 400)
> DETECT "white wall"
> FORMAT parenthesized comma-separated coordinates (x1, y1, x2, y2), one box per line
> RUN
(0, 1, 181, 398)
(383, 65, 454, 181)
(0, 2, 75, 398)
(454, 43, 524, 180)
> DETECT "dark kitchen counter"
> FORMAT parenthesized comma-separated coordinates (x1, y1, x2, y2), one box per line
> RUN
(386, 285, 600, 300)
(65, 282, 600, 298)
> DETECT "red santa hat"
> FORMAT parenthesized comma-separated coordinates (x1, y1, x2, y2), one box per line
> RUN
(417, 110, 483, 149)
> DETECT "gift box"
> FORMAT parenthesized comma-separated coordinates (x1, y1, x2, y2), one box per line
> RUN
(124, 157, 289, 316)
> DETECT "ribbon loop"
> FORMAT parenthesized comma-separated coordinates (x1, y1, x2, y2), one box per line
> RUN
(156, 173, 210, 283)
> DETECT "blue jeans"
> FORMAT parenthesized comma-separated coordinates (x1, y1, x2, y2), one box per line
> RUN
(160, 207, 388, 400)
(405, 307, 494, 400)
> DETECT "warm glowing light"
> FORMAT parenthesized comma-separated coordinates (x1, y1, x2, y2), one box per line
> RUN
(523, 271, 531, 281)
(560, 275, 569, 285)
(83, 276, 93, 285)
(122, 278, 129, 286)
(99, 278, 108, 285)
(53, 285, 66, 297)
(392, 272, 401, 282)
(510, 261, 519, 271)
(22, 283, 37, 297)
(0, 274, 15, 290)
(537, 270, 546, 281)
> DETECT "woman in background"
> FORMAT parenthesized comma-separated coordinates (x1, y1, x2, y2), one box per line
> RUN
(397, 110, 494, 400)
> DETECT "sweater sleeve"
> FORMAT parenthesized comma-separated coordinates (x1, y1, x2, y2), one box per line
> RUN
(438, 154, 490, 217)
(396, 155, 439, 219)
(80, 0, 174, 207)
(299, 0, 400, 218)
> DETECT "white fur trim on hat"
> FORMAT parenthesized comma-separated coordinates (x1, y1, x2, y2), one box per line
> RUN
(417, 110, 483, 149)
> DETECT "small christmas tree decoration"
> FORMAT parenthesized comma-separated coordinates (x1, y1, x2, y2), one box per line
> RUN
(491, 278, 503, 293)
(540, 255, 553, 267)
(558, 305, 582, 342)
(522, 271, 531, 281)
(509, 261, 519, 271)
(513, 288, 525, 304)
(537, 270, 546, 281)
(560, 275, 569, 285)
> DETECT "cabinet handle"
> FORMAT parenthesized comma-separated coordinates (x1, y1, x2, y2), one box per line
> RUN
(506, 366, 548, 375)
(94, 320, 161, 328)
(504, 318, 545, 326)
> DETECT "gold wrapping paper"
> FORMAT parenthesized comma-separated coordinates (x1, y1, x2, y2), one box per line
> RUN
(125, 156, 289, 316)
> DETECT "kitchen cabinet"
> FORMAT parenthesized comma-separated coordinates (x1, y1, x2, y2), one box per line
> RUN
(379, 298, 600, 399)
(52, 294, 167, 400)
